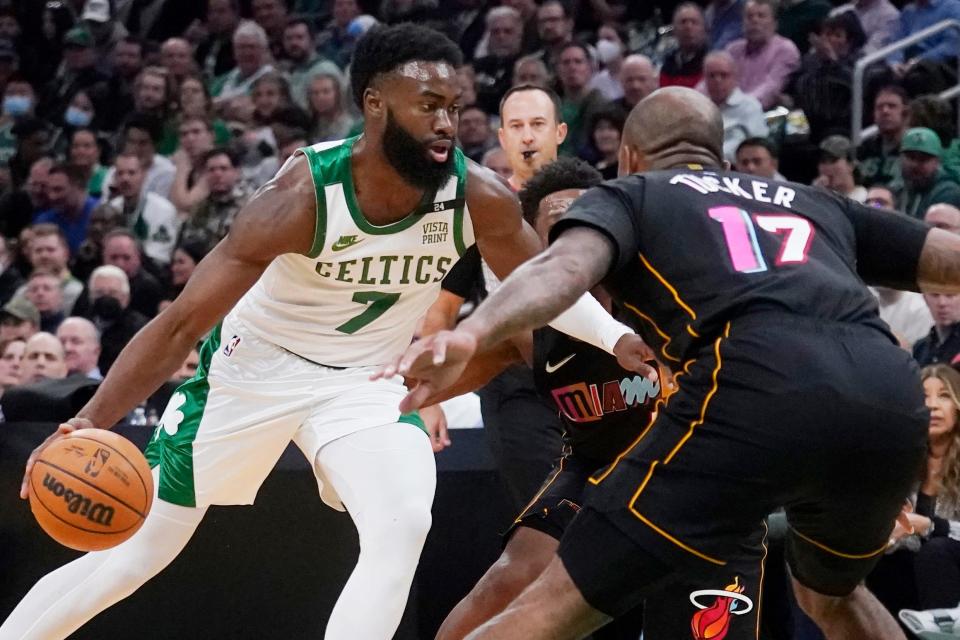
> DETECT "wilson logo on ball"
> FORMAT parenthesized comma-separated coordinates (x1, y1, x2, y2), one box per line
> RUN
(42, 473, 116, 526)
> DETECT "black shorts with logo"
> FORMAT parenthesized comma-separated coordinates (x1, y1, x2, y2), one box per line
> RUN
(509, 451, 766, 639)
(558, 311, 928, 616)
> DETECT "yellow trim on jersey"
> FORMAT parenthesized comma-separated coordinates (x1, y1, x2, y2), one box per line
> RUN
(514, 455, 567, 524)
(663, 323, 729, 465)
(757, 520, 769, 640)
(624, 303, 681, 363)
(638, 253, 698, 320)
(790, 526, 889, 560)
(628, 462, 726, 566)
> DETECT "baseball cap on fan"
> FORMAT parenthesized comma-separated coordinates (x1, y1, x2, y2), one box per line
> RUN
(81, 0, 111, 23)
(901, 127, 943, 159)
(0, 297, 40, 326)
(63, 26, 94, 48)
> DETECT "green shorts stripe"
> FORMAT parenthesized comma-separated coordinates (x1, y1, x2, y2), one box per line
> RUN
(145, 323, 223, 507)
(398, 411, 427, 435)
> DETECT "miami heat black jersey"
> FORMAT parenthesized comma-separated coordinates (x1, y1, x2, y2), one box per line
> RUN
(551, 169, 931, 365)
(532, 326, 659, 462)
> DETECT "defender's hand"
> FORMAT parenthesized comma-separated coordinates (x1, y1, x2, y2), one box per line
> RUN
(420, 404, 451, 452)
(612, 334, 659, 382)
(20, 417, 94, 499)
(373, 330, 478, 413)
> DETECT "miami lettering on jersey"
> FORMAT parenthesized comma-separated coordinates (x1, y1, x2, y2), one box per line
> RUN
(551, 375, 660, 423)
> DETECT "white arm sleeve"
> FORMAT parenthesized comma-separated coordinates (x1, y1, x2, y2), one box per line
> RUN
(547, 291, 632, 355)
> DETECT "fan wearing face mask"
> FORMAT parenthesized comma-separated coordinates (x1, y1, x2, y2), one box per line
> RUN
(0, 76, 37, 169)
(85, 264, 147, 375)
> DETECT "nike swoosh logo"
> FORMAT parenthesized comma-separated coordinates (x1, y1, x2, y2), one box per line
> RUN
(331, 236, 363, 251)
(545, 354, 575, 373)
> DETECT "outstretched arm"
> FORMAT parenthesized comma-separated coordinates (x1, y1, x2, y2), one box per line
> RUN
(420, 337, 525, 406)
(380, 227, 617, 412)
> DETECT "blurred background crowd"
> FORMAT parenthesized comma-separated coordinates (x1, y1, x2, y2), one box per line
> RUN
(1, 0, 960, 635)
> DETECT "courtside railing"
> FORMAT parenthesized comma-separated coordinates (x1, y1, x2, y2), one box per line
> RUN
(852, 19, 960, 148)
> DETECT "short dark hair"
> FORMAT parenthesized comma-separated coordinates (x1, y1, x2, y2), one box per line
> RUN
(673, 1, 705, 21)
(179, 114, 213, 132)
(589, 106, 625, 135)
(499, 84, 563, 123)
(875, 83, 909, 105)
(47, 163, 87, 188)
(518, 158, 602, 226)
(747, 0, 779, 12)
(558, 40, 592, 63)
(349, 23, 464, 109)
(820, 10, 866, 51)
(69, 126, 97, 141)
(114, 150, 143, 167)
(736, 136, 778, 159)
(103, 228, 142, 251)
(539, 0, 573, 19)
(118, 35, 144, 52)
(201, 146, 238, 168)
(284, 15, 315, 38)
(461, 104, 487, 118)
(269, 105, 312, 130)
(123, 112, 164, 145)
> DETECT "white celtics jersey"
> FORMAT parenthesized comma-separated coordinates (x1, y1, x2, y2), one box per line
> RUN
(231, 136, 474, 367)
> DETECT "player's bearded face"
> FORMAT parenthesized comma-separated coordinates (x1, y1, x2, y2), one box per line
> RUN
(383, 108, 454, 192)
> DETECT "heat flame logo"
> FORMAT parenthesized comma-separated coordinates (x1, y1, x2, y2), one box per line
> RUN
(689, 576, 753, 640)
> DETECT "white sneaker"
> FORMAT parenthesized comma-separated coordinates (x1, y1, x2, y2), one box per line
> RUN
(900, 607, 960, 638)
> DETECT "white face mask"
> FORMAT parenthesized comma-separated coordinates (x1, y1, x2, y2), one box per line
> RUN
(595, 38, 621, 65)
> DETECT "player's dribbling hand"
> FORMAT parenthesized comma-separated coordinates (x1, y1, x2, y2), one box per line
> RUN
(20, 417, 93, 499)
(372, 330, 478, 413)
(612, 334, 659, 383)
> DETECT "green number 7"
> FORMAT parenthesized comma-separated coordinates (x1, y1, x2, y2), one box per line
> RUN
(335, 291, 401, 334)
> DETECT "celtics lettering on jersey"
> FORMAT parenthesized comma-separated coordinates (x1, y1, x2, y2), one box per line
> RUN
(230, 136, 475, 367)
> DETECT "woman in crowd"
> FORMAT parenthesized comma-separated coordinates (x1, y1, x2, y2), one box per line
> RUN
(586, 108, 624, 180)
(165, 232, 213, 301)
(250, 72, 294, 130)
(306, 69, 356, 143)
(790, 11, 867, 143)
(895, 365, 960, 610)
(50, 90, 98, 159)
(0, 337, 25, 397)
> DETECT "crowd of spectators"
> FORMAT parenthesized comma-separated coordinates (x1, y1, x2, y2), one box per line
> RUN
(1, 0, 960, 632)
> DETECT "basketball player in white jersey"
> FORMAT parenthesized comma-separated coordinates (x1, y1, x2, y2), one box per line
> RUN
(2, 24, 652, 640)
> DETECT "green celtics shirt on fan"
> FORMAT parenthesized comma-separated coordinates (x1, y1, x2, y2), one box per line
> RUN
(232, 135, 474, 367)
